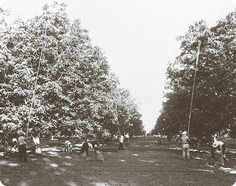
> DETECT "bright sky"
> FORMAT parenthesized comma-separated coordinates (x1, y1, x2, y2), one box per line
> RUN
(1, 0, 236, 132)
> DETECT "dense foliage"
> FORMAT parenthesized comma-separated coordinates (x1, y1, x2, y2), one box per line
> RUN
(0, 3, 145, 139)
(153, 14, 236, 138)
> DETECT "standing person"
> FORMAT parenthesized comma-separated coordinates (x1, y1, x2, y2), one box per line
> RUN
(18, 131, 27, 162)
(32, 133, 41, 154)
(80, 139, 89, 156)
(212, 139, 227, 166)
(118, 135, 124, 150)
(181, 131, 190, 160)
(125, 133, 129, 147)
(157, 133, 162, 145)
(11, 137, 18, 152)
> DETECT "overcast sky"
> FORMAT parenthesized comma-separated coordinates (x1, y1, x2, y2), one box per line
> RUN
(1, 0, 236, 132)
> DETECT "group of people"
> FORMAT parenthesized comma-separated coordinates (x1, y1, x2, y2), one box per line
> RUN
(2, 128, 228, 168)
(2, 130, 127, 162)
(181, 131, 227, 166)
(64, 133, 130, 157)
(17, 130, 41, 162)
(66, 133, 130, 156)
(0, 130, 41, 163)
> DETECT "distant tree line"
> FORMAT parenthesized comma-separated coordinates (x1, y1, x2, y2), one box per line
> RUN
(0, 3, 145, 139)
(152, 12, 236, 138)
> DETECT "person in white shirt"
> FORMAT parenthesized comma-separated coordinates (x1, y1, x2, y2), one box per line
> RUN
(212, 140, 226, 166)
(157, 133, 162, 145)
(32, 134, 41, 154)
(118, 135, 124, 150)
(125, 133, 129, 147)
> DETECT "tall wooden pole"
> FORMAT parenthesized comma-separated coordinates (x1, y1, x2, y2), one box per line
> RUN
(26, 24, 48, 137)
(187, 40, 201, 135)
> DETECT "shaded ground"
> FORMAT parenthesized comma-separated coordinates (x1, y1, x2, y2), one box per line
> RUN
(0, 137, 236, 186)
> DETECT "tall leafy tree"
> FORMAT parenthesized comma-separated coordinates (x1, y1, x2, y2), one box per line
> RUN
(153, 15, 236, 137)
(0, 2, 144, 139)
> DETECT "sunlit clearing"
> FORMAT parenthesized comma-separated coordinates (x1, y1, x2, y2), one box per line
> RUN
(64, 156, 72, 159)
(42, 157, 51, 162)
(7, 163, 20, 167)
(140, 160, 154, 163)
(93, 182, 108, 186)
(0, 160, 8, 165)
(49, 163, 58, 168)
(63, 162, 73, 166)
(18, 182, 28, 186)
(47, 151, 60, 157)
(41, 147, 62, 152)
(54, 171, 61, 175)
(197, 169, 214, 173)
(59, 168, 66, 172)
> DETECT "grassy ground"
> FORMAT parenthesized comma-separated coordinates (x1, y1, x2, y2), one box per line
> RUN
(0, 137, 236, 186)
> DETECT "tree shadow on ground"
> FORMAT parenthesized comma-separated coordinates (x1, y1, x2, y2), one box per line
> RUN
(0, 145, 121, 186)
(1, 138, 236, 186)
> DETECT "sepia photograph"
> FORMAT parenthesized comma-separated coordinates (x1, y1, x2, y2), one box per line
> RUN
(0, 0, 236, 185)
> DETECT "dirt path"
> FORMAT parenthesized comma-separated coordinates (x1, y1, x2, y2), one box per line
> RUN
(0, 137, 235, 186)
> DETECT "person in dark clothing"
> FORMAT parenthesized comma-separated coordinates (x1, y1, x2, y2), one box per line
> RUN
(18, 131, 27, 162)
(80, 139, 89, 156)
